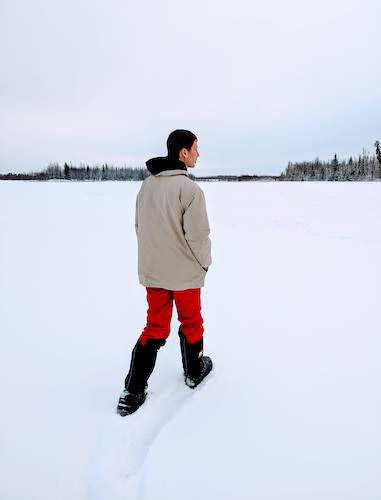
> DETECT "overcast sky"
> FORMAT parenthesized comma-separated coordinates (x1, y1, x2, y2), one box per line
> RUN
(1, 0, 380, 176)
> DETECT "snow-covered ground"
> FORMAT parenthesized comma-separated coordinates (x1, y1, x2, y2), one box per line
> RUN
(1, 180, 380, 500)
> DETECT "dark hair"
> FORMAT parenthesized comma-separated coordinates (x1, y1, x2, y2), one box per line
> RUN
(166, 129, 197, 159)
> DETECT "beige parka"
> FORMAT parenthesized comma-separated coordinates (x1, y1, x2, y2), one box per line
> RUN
(135, 161, 212, 291)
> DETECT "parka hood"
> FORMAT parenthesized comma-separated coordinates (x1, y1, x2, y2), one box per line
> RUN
(146, 156, 188, 176)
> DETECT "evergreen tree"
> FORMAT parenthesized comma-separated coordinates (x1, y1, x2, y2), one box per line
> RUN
(375, 140, 381, 166)
(331, 153, 339, 180)
(64, 163, 70, 180)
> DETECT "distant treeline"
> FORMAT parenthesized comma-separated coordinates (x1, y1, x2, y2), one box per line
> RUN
(0, 162, 278, 182)
(1, 141, 380, 181)
(0, 163, 148, 181)
(280, 141, 381, 181)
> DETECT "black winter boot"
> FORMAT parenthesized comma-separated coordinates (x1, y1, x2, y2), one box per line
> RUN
(178, 328, 213, 389)
(117, 338, 166, 416)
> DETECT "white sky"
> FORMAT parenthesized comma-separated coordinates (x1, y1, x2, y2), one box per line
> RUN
(1, 0, 380, 176)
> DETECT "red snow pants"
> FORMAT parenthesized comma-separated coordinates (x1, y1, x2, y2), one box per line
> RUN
(138, 287, 204, 346)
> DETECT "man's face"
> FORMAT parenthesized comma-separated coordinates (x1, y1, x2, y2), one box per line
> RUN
(179, 140, 199, 168)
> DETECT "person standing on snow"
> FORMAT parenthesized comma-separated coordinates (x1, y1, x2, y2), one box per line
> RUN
(117, 129, 213, 416)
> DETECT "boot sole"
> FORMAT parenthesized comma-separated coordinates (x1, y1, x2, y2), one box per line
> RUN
(116, 402, 145, 416)
(116, 394, 147, 416)
(185, 360, 213, 389)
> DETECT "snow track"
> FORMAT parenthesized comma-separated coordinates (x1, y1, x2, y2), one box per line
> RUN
(88, 373, 214, 500)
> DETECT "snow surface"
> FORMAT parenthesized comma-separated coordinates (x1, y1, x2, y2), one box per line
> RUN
(0, 180, 380, 500)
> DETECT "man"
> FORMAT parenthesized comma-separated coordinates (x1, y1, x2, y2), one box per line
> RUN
(117, 129, 213, 416)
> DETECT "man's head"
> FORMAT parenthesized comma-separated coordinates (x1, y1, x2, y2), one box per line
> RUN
(166, 129, 199, 168)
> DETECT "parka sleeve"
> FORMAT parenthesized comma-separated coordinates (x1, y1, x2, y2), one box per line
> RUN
(183, 186, 212, 270)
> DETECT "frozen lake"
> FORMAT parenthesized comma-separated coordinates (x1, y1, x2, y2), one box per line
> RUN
(0, 180, 380, 500)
